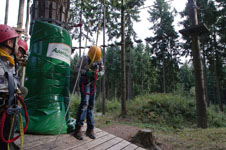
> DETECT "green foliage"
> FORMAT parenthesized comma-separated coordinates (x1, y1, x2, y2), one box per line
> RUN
(147, 0, 180, 93)
(96, 93, 226, 129)
(127, 93, 196, 128)
(69, 94, 81, 118)
(69, 0, 226, 121)
(70, 0, 145, 41)
(180, 0, 226, 106)
(207, 105, 226, 127)
(95, 98, 121, 114)
(70, 54, 79, 92)
(178, 62, 194, 93)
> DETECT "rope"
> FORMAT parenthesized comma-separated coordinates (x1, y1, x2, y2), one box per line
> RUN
(88, 3, 103, 71)
(7, 114, 24, 150)
(7, 115, 15, 150)
(0, 95, 28, 143)
(49, 2, 105, 149)
(49, 22, 91, 150)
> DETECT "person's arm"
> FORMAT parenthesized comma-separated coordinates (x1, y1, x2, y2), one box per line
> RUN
(98, 59, 104, 76)
(0, 60, 9, 93)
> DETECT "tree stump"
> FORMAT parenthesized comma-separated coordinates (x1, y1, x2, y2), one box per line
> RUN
(131, 129, 161, 150)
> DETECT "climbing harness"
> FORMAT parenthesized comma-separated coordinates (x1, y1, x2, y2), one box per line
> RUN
(0, 95, 29, 142)
(0, 58, 29, 150)
(81, 69, 98, 96)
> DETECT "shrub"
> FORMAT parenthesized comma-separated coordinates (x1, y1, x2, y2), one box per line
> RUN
(127, 93, 196, 128)
(207, 105, 226, 127)
(95, 97, 121, 113)
(70, 93, 226, 129)
(69, 94, 81, 118)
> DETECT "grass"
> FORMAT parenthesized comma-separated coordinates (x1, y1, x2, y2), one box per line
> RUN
(156, 128, 226, 150)
(94, 113, 226, 150)
(70, 93, 226, 150)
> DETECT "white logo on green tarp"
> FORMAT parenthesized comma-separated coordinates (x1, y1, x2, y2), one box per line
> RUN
(47, 43, 71, 65)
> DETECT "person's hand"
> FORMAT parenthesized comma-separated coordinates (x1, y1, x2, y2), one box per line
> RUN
(86, 70, 93, 77)
(96, 72, 101, 80)
(97, 72, 101, 78)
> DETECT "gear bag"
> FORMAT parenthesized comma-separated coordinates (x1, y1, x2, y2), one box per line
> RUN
(24, 21, 75, 134)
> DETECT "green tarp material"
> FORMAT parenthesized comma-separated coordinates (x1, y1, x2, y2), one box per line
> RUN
(24, 21, 75, 134)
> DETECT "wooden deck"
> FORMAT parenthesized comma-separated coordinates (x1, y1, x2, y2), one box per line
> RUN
(15, 127, 146, 150)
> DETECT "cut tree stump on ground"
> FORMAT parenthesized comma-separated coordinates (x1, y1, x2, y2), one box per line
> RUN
(131, 129, 161, 150)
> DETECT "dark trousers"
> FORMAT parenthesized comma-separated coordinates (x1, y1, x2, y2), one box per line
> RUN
(76, 78, 96, 129)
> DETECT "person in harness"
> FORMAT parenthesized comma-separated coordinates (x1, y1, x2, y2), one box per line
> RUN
(0, 24, 29, 150)
(16, 38, 27, 64)
(0, 24, 20, 150)
(74, 45, 104, 140)
(16, 38, 28, 99)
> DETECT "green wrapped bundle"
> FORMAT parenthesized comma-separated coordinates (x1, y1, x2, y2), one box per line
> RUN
(24, 21, 74, 134)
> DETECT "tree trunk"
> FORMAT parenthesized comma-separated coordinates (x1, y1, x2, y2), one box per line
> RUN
(102, 1, 106, 115)
(203, 50, 209, 106)
(25, 0, 31, 36)
(216, 75, 223, 111)
(79, 0, 82, 58)
(17, 0, 26, 86)
(17, 0, 25, 28)
(30, 0, 70, 31)
(127, 46, 131, 100)
(131, 129, 161, 150)
(121, 0, 127, 117)
(188, 0, 207, 128)
(163, 52, 166, 93)
(213, 33, 223, 112)
(4, 0, 9, 25)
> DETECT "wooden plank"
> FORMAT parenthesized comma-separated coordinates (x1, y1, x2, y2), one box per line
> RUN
(23, 134, 70, 150)
(72, 134, 115, 150)
(106, 140, 130, 150)
(15, 134, 53, 145)
(89, 137, 123, 150)
(94, 128, 102, 132)
(52, 135, 90, 150)
(135, 147, 146, 150)
(15, 127, 145, 150)
(122, 143, 138, 150)
(35, 131, 107, 150)
(62, 131, 109, 150)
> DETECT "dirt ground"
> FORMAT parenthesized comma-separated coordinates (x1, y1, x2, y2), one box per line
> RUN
(101, 124, 226, 150)
(100, 124, 174, 150)
(101, 124, 140, 141)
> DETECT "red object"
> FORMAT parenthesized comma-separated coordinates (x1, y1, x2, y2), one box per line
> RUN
(81, 70, 98, 96)
(0, 25, 19, 43)
(74, 23, 82, 27)
(18, 39, 28, 53)
(0, 95, 29, 143)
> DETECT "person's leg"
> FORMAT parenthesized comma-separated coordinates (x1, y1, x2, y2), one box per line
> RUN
(74, 83, 90, 140)
(86, 84, 96, 139)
